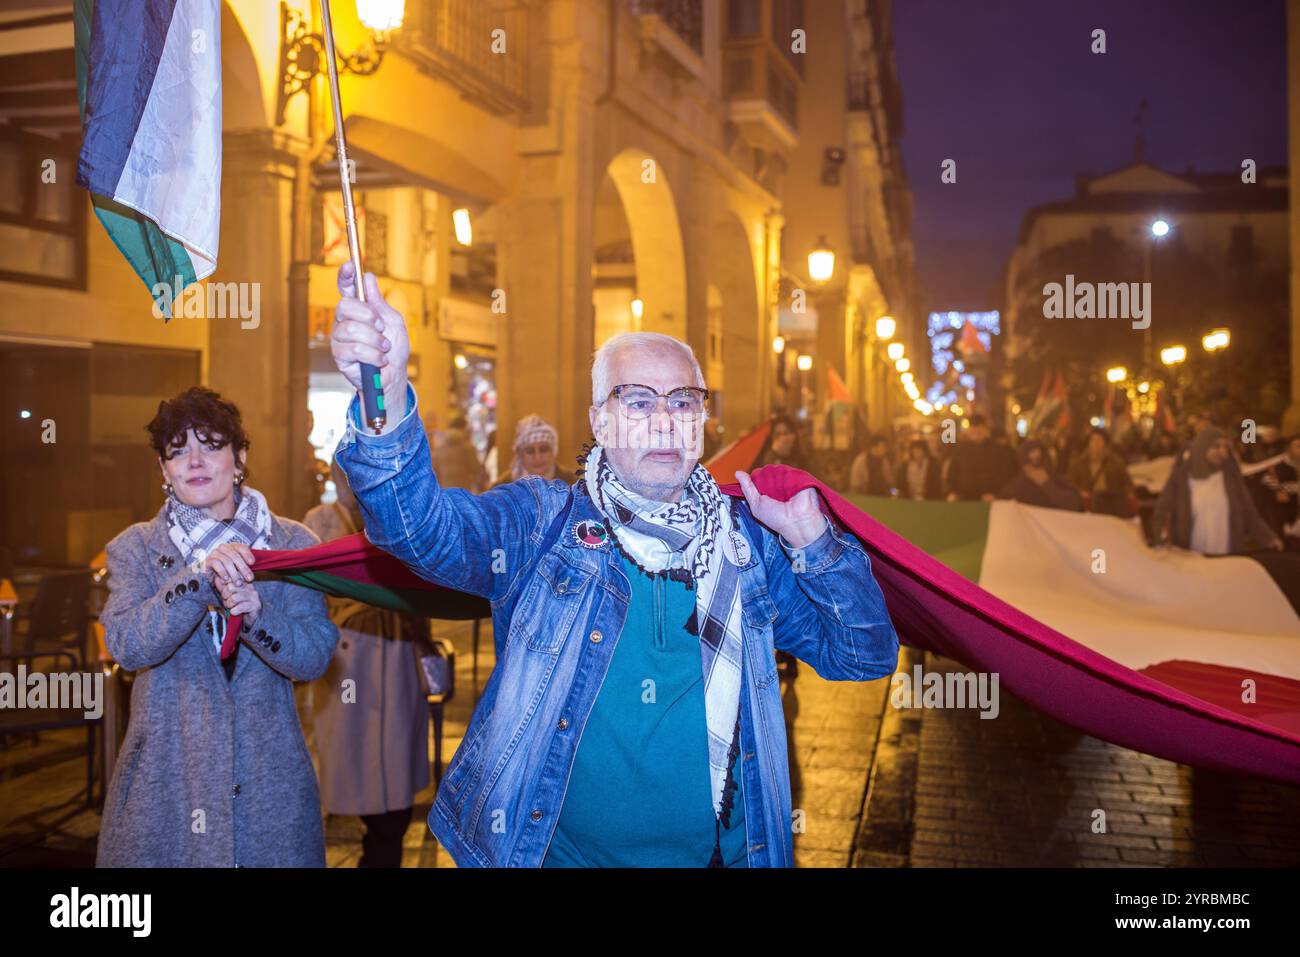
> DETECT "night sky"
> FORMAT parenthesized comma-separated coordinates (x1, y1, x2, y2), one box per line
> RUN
(891, 0, 1288, 311)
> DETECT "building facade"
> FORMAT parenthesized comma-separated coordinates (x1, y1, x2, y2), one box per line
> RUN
(1003, 160, 1289, 430)
(0, 0, 913, 565)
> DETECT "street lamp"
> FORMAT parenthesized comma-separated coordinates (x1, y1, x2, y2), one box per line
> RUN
(357, 0, 406, 33)
(875, 315, 896, 340)
(1160, 345, 1187, 367)
(771, 335, 785, 354)
(886, 342, 905, 362)
(277, 0, 404, 124)
(1202, 329, 1231, 352)
(796, 354, 813, 372)
(630, 298, 644, 321)
(1106, 366, 1127, 383)
(808, 236, 835, 283)
(1139, 218, 1172, 372)
(895, 357, 910, 374)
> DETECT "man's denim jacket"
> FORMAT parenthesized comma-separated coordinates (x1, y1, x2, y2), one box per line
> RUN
(334, 386, 899, 867)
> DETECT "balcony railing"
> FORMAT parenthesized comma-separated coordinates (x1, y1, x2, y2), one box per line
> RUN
(724, 41, 799, 137)
(628, 0, 703, 55)
(399, 0, 530, 115)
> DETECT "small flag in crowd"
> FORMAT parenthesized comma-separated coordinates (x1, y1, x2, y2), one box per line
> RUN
(74, 0, 222, 318)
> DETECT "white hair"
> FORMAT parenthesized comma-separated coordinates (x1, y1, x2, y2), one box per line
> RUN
(590, 332, 707, 406)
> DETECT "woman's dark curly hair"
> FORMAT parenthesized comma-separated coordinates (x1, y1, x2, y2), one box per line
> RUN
(147, 386, 251, 481)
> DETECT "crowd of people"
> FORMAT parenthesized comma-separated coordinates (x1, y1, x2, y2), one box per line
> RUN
(751, 409, 1300, 558)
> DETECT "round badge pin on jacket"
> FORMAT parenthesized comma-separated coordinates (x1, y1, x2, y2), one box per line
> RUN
(575, 520, 608, 548)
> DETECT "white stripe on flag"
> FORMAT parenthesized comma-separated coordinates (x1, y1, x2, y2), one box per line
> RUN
(112, 0, 221, 279)
(977, 500, 1300, 679)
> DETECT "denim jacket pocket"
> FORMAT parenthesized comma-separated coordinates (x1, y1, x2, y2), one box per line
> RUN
(443, 705, 492, 813)
(742, 591, 781, 690)
(741, 589, 779, 628)
(514, 552, 594, 654)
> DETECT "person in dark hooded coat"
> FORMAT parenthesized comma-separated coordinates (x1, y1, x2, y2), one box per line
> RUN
(1152, 426, 1281, 555)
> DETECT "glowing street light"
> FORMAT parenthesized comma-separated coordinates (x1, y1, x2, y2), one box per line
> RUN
(886, 342, 905, 362)
(1202, 328, 1231, 352)
(1150, 219, 1170, 238)
(895, 357, 910, 374)
(1137, 381, 1150, 394)
(1106, 366, 1127, 384)
(356, 0, 407, 34)
(913, 399, 933, 415)
(772, 335, 785, 354)
(807, 236, 835, 282)
(900, 372, 914, 386)
(904, 381, 920, 401)
(796, 354, 813, 371)
(1160, 345, 1187, 367)
(875, 315, 896, 340)
(630, 298, 644, 320)
(453, 353, 468, 370)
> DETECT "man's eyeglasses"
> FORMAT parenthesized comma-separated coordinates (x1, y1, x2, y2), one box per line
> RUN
(604, 384, 709, 419)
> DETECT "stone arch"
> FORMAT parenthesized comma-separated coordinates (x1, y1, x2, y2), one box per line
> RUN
(220, 2, 267, 129)
(593, 148, 689, 345)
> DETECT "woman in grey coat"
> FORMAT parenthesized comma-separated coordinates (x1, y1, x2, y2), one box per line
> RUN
(96, 386, 338, 868)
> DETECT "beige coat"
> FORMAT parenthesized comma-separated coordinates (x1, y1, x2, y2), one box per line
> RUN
(301, 503, 430, 815)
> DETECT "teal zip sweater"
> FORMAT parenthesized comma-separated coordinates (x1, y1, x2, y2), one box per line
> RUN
(542, 552, 748, 867)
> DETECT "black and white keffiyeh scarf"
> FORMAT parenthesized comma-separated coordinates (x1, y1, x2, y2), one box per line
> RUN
(582, 445, 746, 833)
(164, 483, 273, 650)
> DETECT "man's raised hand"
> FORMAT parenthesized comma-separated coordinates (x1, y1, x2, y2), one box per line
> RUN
(331, 261, 411, 417)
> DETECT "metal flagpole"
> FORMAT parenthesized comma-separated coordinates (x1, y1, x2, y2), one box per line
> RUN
(319, 0, 386, 434)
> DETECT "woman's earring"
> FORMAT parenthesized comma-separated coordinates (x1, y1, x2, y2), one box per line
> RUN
(161, 481, 174, 495)
(235, 472, 245, 486)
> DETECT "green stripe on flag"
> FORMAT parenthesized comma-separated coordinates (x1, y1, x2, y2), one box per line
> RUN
(74, 0, 196, 318)
(842, 494, 991, 581)
(274, 570, 489, 620)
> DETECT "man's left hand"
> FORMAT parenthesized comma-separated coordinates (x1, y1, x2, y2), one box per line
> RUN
(735, 470, 828, 548)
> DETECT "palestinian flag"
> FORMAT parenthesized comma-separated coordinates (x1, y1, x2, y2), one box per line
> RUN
(228, 462, 1300, 787)
(75, 0, 221, 317)
(857, 495, 1300, 735)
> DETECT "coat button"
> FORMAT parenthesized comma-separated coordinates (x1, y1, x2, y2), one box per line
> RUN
(232, 784, 241, 796)
(589, 630, 602, 643)
(530, 809, 542, 822)
(188, 578, 199, 591)
(158, 555, 174, 568)
(271, 640, 281, 653)
(164, 592, 173, 604)
(255, 629, 266, 640)
(175, 584, 187, 598)
(556, 579, 568, 595)
(557, 717, 568, 731)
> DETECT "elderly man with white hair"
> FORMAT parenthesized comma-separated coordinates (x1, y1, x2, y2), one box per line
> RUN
(329, 262, 898, 868)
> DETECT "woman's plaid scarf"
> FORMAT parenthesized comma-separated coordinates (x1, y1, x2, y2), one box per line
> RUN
(583, 446, 744, 828)
(165, 484, 273, 650)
